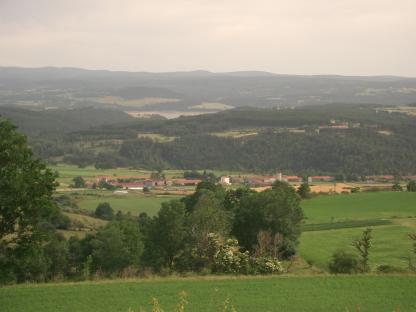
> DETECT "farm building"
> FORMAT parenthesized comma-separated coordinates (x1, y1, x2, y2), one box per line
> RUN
(220, 176, 231, 185)
(113, 182, 145, 190)
(282, 175, 302, 183)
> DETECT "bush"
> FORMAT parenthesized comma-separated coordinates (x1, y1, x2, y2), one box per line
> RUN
(95, 202, 114, 220)
(328, 250, 358, 274)
(72, 176, 86, 188)
(407, 181, 416, 192)
(392, 183, 403, 192)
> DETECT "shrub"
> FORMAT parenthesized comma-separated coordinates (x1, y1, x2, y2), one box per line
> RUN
(392, 183, 403, 192)
(95, 202, 114, 220)
(407, 181, 416, 192)
(328, 250, 358, 274)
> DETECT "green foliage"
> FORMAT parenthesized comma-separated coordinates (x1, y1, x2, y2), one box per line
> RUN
(72, 176, 86, 188)
(391, 183, 403, 192)
(0, 119, 57, 241)
(143, 200, 187, 270)
(232, 184, 303, 259)
(407, 181, 416, 192)
(297, 183, 311, 199)
(95, 202, 114, 220)
(0, 120, 67, 284)
(87, 220, 144, 274)
(328, 250, 358, 274)
(184, 170, 216, 181)
(201, 233, 250, 274)
(98, 180, 116, 190)
(188, 192, 231, 243)
(352, 228, 373, 273)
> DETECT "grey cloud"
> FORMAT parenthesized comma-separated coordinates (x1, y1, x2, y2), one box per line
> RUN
(0, 0, 415, 75)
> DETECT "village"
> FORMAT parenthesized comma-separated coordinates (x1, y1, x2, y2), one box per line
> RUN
(82, 171, 416, 195)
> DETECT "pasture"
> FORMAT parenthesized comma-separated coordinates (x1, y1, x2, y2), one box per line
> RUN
(72, 191, 180, 216)
(1, 276, 415, 312)
(300, 192, 416, 270)
(302, 192, 416, 224)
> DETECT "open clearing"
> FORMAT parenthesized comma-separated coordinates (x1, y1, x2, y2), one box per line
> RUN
(1, 276, 415, 312)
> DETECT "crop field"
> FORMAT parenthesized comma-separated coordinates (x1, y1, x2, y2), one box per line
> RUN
(1, 276, 415, 312)
(300, 192, 416, 270)
(72, 191, 180, 216)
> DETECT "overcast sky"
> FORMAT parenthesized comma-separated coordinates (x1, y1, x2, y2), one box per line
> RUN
(0, 0, 415, 76)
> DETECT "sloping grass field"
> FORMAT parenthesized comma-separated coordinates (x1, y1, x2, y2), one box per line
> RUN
(1, 276, 416, 312)
(300, 192, 416, 270)
(302, 192, 416, 224)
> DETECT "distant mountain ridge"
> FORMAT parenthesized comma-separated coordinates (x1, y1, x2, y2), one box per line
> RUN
(1, 66, 416, 111)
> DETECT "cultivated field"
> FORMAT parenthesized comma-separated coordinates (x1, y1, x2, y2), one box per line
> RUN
(1, 276, 415, 312)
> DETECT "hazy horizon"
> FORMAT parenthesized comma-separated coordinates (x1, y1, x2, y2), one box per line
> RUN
(1, 0, 415, 76)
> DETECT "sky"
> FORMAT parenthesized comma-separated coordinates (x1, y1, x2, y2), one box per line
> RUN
(0, 0, 415, 76)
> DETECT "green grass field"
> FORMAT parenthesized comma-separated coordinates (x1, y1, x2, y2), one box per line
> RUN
(72, 191, 180, 216)
(300, 192, 416, 270)
(302, 192, 416, 224)
(1, 276, 415, 312)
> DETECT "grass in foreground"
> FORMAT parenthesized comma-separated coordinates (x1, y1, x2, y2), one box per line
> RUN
(1, 276, 415, 312)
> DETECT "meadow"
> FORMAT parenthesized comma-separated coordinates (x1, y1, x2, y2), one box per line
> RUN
(302, 192, 416, 224)
(72, 190, 180, 216)
(299, 192, 416, 270)
(1, 276, 415, 312)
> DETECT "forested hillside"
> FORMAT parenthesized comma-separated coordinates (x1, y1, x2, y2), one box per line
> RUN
(2, 103, 415, 175)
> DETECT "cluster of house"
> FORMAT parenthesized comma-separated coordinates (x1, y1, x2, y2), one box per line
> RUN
(219, 173, 335, 187)
(219, 173, 416, 187)
(87, 173, 416, 192)
(92, 176, 202, 190)
(365, 175, 416, 182)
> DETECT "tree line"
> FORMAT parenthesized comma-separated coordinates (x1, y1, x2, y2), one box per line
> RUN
(0, 119, 303, 284)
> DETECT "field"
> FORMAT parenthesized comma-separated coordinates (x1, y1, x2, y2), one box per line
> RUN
(52, 165, 416, 271)
(72, 190, 180, 216)
(302, 192, 416, 224)
(86, 96, 180, 107)
(299, 192, 416, 270)
(188, 102, 235, 110)
(1, 276, 415, 312)
(137, 133, 176, 143)
(50, 164, 186, 188)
